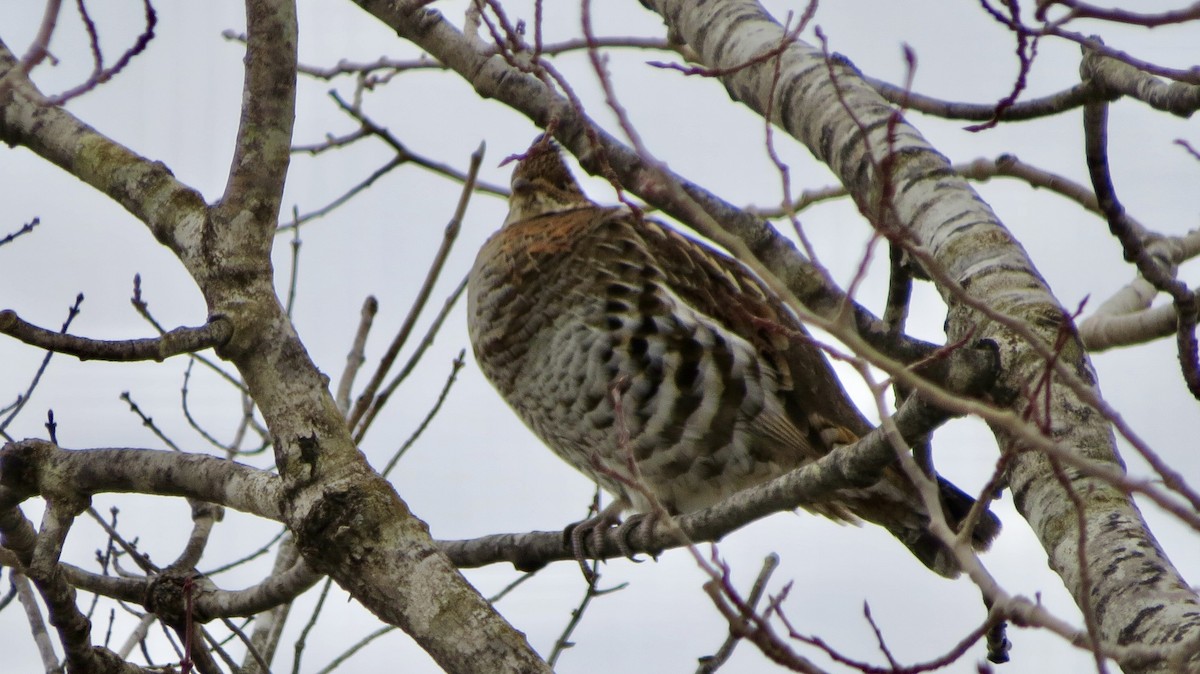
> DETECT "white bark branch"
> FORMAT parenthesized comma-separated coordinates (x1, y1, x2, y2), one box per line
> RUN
(636, 1, 1200, 670)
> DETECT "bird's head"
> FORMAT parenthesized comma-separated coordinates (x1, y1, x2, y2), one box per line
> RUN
(503, 136, 591, 226)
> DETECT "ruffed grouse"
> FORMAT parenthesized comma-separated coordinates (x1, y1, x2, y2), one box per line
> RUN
(467, 137, 999, 577)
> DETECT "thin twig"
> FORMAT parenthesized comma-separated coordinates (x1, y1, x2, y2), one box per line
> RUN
(47, 0, 157, 105)
(381, 350, 465, 477)
(348, 143, 483, 436)
(290, 577, 334, 674)
(279, 156, 405, 231)
(87, 508, 158, 576)
(17, 0, 62, 75)
(862, 603, 900, 670)
(0, 294, 85, 437)
(313, 626, 396, 674)
(696, 553, 780, 674)
(487, 572, 536, 604)
(130, 276, 248, 394)
(285, 208, 302, 317)
(203, 527, 288, 577)
(354, 276, 467, 440)
(547, 561, 627, 668)
(337, 296, 379, 415)
(0, 217, 40, 247)
(120, 391, 183, 452)
(181, 361, 232, 452)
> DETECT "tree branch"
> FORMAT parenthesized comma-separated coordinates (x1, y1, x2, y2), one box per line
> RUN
(0, 38, 209, 262)
(216, 0, 297, 232)
(0, 440, 284, 521)
(352, 0, 941, 368)
(1083, 99, 1200, 397)
(0, 311, 232, 362)
(440, 361, 993, 569)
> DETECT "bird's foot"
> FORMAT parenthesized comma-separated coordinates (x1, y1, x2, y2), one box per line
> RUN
(613, 513, 659, 561)
(562, 509, 660, 580)
(563, 513, 613, 582)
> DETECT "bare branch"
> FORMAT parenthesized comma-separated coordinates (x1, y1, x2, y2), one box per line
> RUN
(1042, 1, 1200, 27)
(1081, 45, 1200, 117)
(349, 143, 482, 437)
(866, 77, 1104, 122)
(547, 561, 625, 668)
(0, 294, 84, 439)
(12, 570, 60, 672)
(696, 553, 780, 674)
(336, 296, 379, 415)
(380, 350, 466, 477)
(0, 440, 285, 521)
(0, 38, 208, 260)
(0, 217, 40, 248)
(216, 0, 297, 228)
(0, 311, 233, 362)
(12, 0, 61, 78)
(439, 363, 996, 570)
(313, 625, 396, 674)
(1083, 99, 1200, 397)
(46, 0, 157, 106)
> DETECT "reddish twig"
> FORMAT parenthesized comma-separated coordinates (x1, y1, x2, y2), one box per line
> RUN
(48, 0, 157, 105)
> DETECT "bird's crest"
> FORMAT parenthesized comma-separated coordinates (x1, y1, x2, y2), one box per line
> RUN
(503, 136, 592, 226)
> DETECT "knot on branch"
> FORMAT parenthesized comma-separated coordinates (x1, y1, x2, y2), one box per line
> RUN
(145, 568, 216, 625)
(293, 475, 403, 577)
(0, 439, 55, 503)
(1, 441, 95, 527)
(914, 338, 1002, 399)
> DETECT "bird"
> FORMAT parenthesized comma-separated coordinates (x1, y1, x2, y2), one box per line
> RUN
(467, 136, 999, 577)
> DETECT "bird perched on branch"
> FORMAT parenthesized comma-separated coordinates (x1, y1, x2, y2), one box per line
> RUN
(467, 136, 999, 577)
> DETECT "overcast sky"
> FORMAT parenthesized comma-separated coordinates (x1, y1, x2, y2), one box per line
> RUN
(1, 2, 1197, 672)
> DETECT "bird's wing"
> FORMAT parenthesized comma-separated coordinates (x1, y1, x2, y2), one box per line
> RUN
(631, 217, 874, 442)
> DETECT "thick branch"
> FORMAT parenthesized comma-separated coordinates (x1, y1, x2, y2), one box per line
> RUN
(1080, 279, 1198, 350)
(0, 440, 284, 520)
(196, 555, 321, 621)
(0, 504, 147, 673)
(0, 311, 232, 362)
(2, 6, 551, 671)
(216, 0, 298, 231)
(0, 38, 209, 260)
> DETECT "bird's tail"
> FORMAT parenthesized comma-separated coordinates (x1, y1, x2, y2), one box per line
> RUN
(800, 469, 1000, 578)
(869, 475, 1001, 578)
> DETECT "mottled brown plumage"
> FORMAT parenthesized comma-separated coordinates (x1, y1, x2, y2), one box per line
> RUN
(467, 138, 999, 576)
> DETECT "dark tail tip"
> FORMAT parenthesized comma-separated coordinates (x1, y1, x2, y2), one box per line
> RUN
(937, 476, 1001, 551)
(898, 477, 1001, 578)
